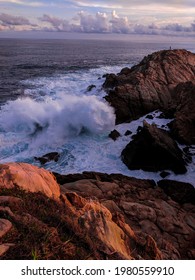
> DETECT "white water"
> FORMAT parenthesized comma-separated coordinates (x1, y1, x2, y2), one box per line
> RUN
(0, 65, 194, 186)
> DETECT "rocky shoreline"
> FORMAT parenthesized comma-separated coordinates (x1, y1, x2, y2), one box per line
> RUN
(0, 49, 195, 259)
(0, 163, 195, 260)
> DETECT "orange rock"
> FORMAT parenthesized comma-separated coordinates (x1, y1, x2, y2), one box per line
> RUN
(61, 192, 134, 259)
(0, 163, 60, 199)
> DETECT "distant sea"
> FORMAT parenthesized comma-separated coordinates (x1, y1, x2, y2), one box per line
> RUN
(0, 37, 194, 185)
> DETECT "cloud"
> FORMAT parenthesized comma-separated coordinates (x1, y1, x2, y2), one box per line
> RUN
(110, 10, 131, 33)
(0, 13, 35, 28)
(39, 14, 71, 31)
(77, 11, 109, 32)
(0, 0, 49, 7)
(0, 9, 195, 37)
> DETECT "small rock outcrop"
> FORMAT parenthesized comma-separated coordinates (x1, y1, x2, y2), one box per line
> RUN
(103, 49, 195, 124)
(108, 129, 121, 141)
(0, 163, 60, 199)
(34, 152, 60, 164)
(121, 121, 187, 174)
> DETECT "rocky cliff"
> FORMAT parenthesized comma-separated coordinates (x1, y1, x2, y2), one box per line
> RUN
(0, 163, 194, 260)
(103, 49, 195, 125)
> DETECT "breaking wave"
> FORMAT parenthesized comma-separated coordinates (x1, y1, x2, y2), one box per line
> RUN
(0, 94, 115, 146)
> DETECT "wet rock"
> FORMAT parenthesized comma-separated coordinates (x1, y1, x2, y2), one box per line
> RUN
(146, 114, 153, 119)
(160, 171, 171, 178)
(124, 130, 132, 136)
(87, 84, 96, 91)
(108, 129, 121, 141)
(34, 152, 60, 165)
(121, 121, 187, 174)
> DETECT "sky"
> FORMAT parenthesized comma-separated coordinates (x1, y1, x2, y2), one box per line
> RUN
(0, 0, 195, 38)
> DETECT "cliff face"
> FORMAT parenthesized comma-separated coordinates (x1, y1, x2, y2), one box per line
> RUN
(103, 49, 195, 124)
(0, 164, 195, 260)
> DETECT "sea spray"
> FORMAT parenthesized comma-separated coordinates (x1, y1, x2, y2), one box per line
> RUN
(0, 94, 115, 147)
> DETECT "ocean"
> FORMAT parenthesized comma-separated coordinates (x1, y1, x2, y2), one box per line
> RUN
(0, 37, 194, 185)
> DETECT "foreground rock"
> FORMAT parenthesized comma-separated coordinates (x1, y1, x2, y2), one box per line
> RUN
(0, 164, 194, 259)
(170, 82, 195, 145)
(121, 121, 187, 174)
(103, 49, 195, 124)
(60, 172, 195, 260)
(0, 163, 60, 199)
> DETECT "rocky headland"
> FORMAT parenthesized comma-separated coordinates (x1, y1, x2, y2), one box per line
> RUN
(0, 49, 195, 259)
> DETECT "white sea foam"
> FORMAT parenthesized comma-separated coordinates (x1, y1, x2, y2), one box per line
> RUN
(0, 94, 115, 146)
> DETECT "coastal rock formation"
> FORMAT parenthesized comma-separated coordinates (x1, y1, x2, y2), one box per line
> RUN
(0, 165, 194, 259)
(60, 172, 195, 260)
(103, 49, 195, 124)
(121, 121, 187, 174)
(170, 82, 195, 145)
(0, 163, 60, 199)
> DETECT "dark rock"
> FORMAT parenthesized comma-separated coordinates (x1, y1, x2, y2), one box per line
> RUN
(34, 152, 60, 165)
(103, 73, 119, 88)
(160, 171, 171, 178)
(87, 84, 96, 92)
(137, 126, 142, 132)
(103, 50, 195, 124)
(170, 82, 195, 145)
(158, 180, 195, 204)
(124, 130, 132, 136)
(121, 121, 187, 174)
(108, 129, 121, 141)
(146, 114, 153, 119)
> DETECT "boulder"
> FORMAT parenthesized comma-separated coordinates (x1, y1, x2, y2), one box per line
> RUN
(108, 129, 121, 141)
(124, 130, 132, 136)
(0, 163, 60, 199)
(121, 121, 187, 174)
(103, 49, 195, 124)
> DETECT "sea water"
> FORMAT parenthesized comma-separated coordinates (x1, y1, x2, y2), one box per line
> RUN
(0, 37, 194, 185)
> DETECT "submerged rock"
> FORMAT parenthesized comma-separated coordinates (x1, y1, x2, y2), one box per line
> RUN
(103, 49, 195, 124)
(121, 121, 187, 174)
